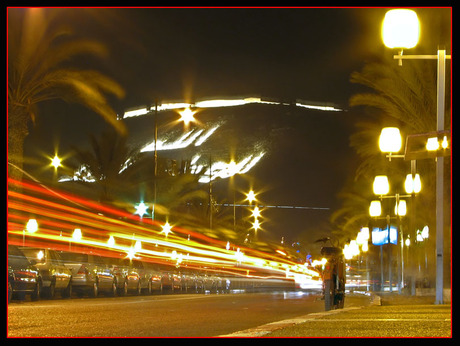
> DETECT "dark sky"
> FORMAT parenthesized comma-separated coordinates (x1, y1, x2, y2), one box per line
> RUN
(18, 7, 451, 254)
(56, 7, 389, 107)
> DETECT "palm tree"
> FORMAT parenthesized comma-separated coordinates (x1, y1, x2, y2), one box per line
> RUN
(70, 129, 147, 204)
(8, 8, 125, 182)
(332, 51, 450, 241)
(349, 56, 440, 133)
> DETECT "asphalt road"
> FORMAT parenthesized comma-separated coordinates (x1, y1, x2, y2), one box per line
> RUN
(7, 290, 371, 337)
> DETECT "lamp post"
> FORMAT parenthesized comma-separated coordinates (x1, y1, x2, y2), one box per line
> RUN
(382, 9, 450, 304)
(371, 174, 413, 292)
(379, 126, 422, 294)
(149, 100, 198, 221)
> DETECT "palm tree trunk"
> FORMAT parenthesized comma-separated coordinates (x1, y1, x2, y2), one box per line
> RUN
(8, 104, 30, 185)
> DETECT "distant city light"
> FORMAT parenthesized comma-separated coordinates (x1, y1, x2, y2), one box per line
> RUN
(161, 222, 173, 237)
(178, 106, 196, 125)
(51, 155, 62, 169)
(134, 202, 149, 217)
(246, 190, 256, 203)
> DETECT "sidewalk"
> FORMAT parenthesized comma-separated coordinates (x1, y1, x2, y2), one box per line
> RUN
(225, 293, 452, 338)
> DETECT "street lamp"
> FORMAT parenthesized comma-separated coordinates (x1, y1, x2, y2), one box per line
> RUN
(405, 173, 421, 194)
(26, 219, 38, 233)
(246, 190, 256, 204)
(178, 106, 197, 125)
(382, 9, 420, 51)
(382, 8, 451, 304)
(373, 175, 390, 195)
(369, 200, 382, 217)
(51, 155, 62, 169)
(379, 127, 403, 159)
(73, 228, 82, 242)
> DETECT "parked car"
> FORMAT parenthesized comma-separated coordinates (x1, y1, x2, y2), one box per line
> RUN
(181, 271, 200, 293)
(59, 251, 117, 297)
(201, 272, 224, 293)
(105, 257, 158, 295)
(129, 259, 158, 295)
(20, 247, 72, 299)
(159, 267, 182, 293)
(8, 245, 41, 302)
(142, 261, 163, 294)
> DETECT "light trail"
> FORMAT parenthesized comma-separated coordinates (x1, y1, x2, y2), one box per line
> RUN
(8, 178, 322, 286)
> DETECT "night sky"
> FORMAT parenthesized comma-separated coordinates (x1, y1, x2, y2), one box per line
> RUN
(17, 7, 450, 253)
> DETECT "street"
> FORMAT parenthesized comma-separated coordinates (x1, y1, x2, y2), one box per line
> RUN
(7, 290, 371, 337)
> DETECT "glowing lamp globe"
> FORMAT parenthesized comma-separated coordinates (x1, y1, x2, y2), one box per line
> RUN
(369, 200, 382, 217)
(373, 175, 390, 195)
(379, 127, 402, 153)
(382, 9, 420, 49)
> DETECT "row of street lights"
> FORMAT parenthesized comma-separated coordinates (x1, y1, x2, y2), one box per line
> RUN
(381, 8, 450, 304)
(349, 9, 450, 302)
(343, 9, 450, 300)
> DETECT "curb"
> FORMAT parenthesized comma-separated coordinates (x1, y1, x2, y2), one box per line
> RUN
(219, 306, 363, 337)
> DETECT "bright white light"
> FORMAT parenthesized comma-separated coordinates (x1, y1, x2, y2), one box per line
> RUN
(379, 127, 402, 153)
(246, 190, 256, 203)
(26, 219, 38, 233)
(108, 235, 115, 247)
(194, 126, 219, 146)
(135, 202, 149, 217)
(126, 247, 137, 260)
(123, 108, 149, 118)
(198, 153, 265, 183)
(395, 199, 407, 216)
(179, 107, 196, 124)
(239, 153, 264, 174)
(369, 200, 382, 217)
(295, 102, 342, 112)
(73, 228, 82, 241)
(442, 136, 449, 149)
(252, 206, 261, 218)
(159, 103, 191, 111)
(161, 222, 173, 237)
(51, 155, 62, 169)
(122, 96, 342, 120)
(426, 137, 439, 151)
(405, 173, 421, 194)
(235, 248, 244, 263)
(414, 174, 422, 193)
(373, 175, 390, 195)
(382, 9, 420, 49)
(141, 125, 220, 153)
(195, 99, 249, 108)
(421, 225, 429, 239)
(405, 237, 411, 247)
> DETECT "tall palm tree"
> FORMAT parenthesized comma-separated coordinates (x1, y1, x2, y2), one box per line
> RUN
(8, 8, 125, 181)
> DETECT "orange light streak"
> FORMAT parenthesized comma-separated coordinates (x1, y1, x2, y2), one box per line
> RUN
(8, 178, 315, 283)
